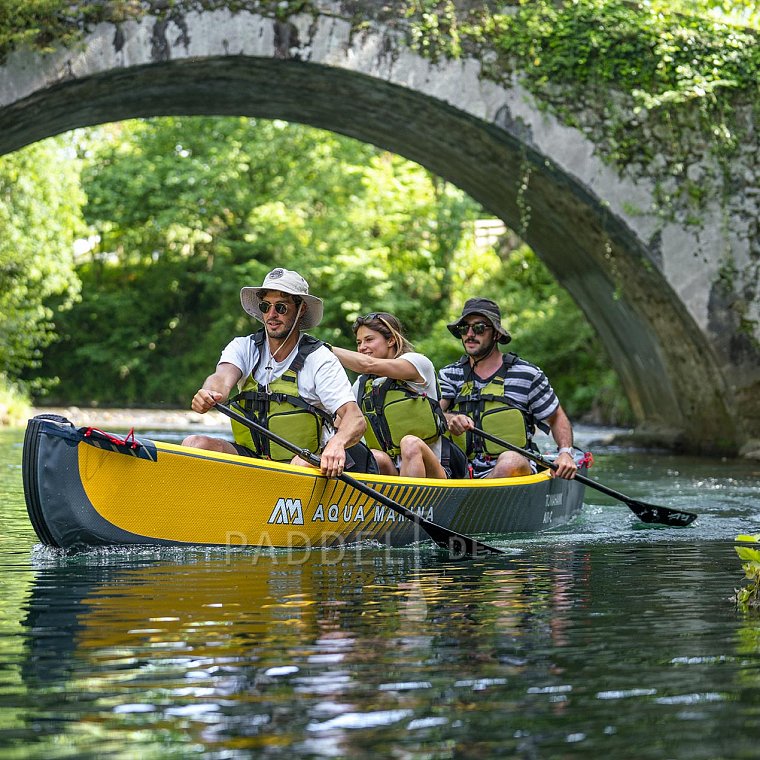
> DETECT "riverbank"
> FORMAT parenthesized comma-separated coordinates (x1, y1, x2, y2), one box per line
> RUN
(29, 406, 229, 432)
(15, 407, 760, 460)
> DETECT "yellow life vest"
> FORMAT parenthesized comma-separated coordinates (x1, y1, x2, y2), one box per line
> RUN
(449, 354, 537, 461)
(229, 332, 333, 462)
(356, 374, 448, 459)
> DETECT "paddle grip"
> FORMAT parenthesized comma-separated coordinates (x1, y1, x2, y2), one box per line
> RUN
(472, 427, 557, 472)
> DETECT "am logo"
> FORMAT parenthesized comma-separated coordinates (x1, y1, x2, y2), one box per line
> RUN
(267, 498, 304, 525)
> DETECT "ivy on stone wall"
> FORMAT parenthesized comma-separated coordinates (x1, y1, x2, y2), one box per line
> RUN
(2, 1, 756, 184)
(0, 1, 310, 60)
(398, 1, 759, 341)
(0, 1, 139, 56)
(1, 0, 758, 322)
(402, 2, 758, 190)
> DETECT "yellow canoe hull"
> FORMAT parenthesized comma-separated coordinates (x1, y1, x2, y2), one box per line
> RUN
(23, 415, 586, 549)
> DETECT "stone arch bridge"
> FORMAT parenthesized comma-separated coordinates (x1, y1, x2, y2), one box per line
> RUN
(1, 4, 758, 456)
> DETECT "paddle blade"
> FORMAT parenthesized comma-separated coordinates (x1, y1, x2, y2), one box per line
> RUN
(626, 498, 697, 526)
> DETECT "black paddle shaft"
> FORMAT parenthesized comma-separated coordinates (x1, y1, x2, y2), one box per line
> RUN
(471, 427, 697, 527)
(214, 402, 504, 556)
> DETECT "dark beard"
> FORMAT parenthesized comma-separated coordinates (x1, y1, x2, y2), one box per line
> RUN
(467, 340, 495, 362)
(265, 321, 296, 341)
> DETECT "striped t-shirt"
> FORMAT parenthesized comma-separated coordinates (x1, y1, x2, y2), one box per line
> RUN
(438, 353, 559, 475)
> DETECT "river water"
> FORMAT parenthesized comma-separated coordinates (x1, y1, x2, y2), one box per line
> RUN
(1, 421, 759, 758)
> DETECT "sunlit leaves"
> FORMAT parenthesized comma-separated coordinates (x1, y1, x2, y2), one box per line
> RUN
(0, 136, 82, 387)
(34, 115, 628, 422)
(735, 534, 760, 610)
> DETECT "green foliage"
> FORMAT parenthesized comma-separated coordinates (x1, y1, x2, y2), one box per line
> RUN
(407, 1, 758, 174)
(38, 117, 475, 406)
(662, 0, 760, 29)
(0, 137, 82, 390)
(0, 0, 142, 62)
(735, 535, 760, 610)
(416, 240, 631, 423)
(36, 116, 628, 422)
(2, 1, 756, 171)
(0, 375, 31, 426)
(0, 1, 329, 63)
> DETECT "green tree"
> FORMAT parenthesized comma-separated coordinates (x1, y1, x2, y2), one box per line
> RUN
(38, 116, 629, 423)
(0, 136, 82, 394)
(39, 117, 478, 406)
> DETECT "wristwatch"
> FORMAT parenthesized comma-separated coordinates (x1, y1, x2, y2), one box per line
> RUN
(557, 447, 573, 455)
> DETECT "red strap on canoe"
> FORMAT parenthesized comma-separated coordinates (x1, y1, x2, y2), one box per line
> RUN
(580, 451, 594, 468)
(83, 427, 138, 449)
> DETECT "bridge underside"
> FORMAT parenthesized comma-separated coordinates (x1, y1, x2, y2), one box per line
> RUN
(0, 48, 750, 454)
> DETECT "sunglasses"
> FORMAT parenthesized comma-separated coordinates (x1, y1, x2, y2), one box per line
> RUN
(259, 300, 291, 315)
(353, 312, 391, 330)
(454, 321, 491, 337)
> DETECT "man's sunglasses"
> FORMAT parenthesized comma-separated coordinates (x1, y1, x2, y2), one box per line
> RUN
(259, 301, 291, 315)
(454, 321, 491, 337)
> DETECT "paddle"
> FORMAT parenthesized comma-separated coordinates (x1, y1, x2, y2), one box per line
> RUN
(214, 402, 504, 557)
(469, 426, 697, 527)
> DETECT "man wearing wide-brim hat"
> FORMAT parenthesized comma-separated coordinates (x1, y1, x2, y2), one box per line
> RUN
(183, 267, 369, 477)
(438, 297, 578, 480)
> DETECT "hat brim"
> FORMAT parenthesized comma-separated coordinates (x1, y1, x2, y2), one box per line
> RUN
(240, 286, 324, 330)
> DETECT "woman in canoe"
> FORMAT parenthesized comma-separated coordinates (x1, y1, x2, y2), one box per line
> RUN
(332, 312, 464, 479)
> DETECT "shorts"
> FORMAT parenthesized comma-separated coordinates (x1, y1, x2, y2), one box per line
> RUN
(441, 437, 468, 479)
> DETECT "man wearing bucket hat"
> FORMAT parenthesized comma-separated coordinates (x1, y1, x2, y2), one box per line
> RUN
(438, 297, 577, 480)
(183, 268, 371, 477)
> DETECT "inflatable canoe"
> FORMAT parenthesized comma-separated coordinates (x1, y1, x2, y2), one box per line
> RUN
(22, 414, 586, 550)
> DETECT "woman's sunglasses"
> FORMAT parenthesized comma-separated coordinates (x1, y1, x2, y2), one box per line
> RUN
(353, 312, 391, 331)
(454, 321, 491, 337)
(259, 301, 291, 315)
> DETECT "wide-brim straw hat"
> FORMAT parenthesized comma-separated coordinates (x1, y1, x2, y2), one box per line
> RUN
(447, 297, 512, 344)
(240, 268, 324, 330)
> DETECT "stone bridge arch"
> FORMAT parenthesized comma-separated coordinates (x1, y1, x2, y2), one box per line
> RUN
(1, 5, 757, 455)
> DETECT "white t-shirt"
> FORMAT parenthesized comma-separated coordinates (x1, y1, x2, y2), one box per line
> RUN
(219, 334, 356, 443)
(351, 351, 443, 462)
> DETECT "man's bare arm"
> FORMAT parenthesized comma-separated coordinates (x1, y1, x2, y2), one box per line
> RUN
(318, 401, 367, 478)
(191, 363, 243, 414)
(545, 405, 577, 479)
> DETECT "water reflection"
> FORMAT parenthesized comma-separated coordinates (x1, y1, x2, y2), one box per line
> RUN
(19, 547, 586, 755)
(4, 424, 760, 757)
(15, 542, 759, 758)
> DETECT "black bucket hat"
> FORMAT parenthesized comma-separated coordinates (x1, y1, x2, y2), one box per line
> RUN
(447, 297, 512, 345)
